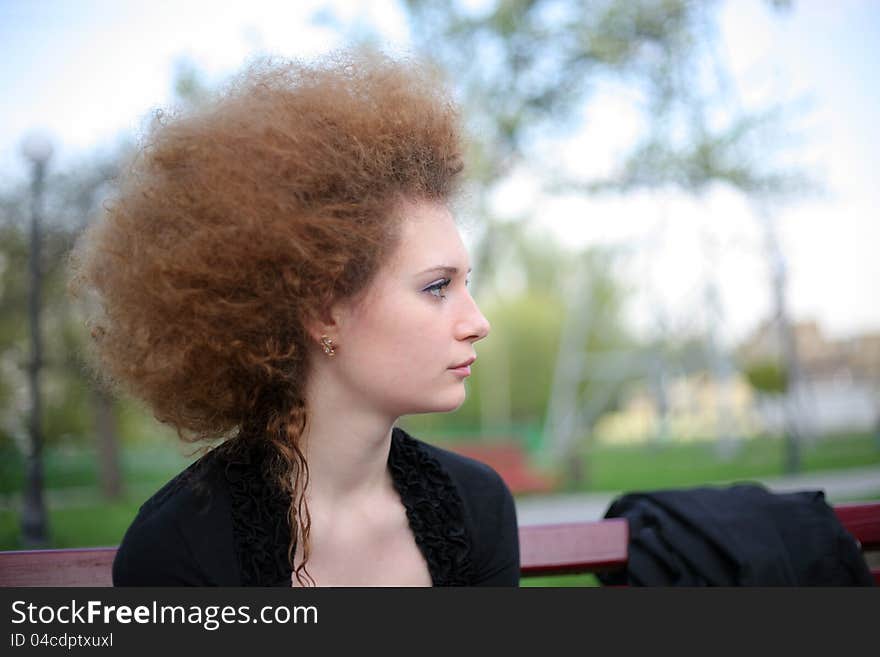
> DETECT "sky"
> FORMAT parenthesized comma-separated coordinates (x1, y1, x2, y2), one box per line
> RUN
(1, 0, 878, 347)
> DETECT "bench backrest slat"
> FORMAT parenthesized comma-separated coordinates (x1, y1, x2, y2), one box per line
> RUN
(518, 518, 628, 576)
(835, 502, 880, 551)
(1, 502, 877, 586)
(0, 546, 116, 587)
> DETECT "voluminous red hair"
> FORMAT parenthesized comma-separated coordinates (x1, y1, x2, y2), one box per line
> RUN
(69, 48, 464, 585)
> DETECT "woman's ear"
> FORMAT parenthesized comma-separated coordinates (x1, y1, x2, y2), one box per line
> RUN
(304, 298, 351, 345)
(304, 315, 333, 346)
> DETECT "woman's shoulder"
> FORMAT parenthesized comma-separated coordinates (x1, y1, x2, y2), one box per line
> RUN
(112, 449, 238, 586)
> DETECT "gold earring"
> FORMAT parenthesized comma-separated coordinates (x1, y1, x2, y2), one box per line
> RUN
(320, 335, 336, 357)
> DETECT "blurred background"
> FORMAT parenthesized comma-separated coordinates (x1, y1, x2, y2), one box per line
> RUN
(1, 1, 878, 584)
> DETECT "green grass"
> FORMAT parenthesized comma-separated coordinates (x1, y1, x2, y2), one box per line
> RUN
(520, 573, 600, 587)
(0, 442, 194, 551)
(0, 501, 142, 550)
(556, 431, 880, 493)
(0, 442, 195, 495)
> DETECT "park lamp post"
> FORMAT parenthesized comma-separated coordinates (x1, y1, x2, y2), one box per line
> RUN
(20, 133, 53, 547)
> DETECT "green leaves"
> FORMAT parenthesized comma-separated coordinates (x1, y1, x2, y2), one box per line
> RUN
(743, 360, 789, 395)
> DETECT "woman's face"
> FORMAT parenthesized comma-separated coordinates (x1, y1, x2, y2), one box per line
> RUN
(331, 199, 490, 417)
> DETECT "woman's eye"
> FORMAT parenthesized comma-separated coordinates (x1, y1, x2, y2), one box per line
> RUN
(426, 278, 452, 299)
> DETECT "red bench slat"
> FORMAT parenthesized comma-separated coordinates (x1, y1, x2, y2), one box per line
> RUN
(518, 519, 628, 576)
(834, 502, 880, 551)
(0, 546, 116, 587)
(1, 502, 877, 586)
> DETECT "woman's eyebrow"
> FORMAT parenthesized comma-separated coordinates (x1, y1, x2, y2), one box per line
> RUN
(416, 265, 473, 276)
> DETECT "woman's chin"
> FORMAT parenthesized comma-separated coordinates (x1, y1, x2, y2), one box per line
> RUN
(436, 387, 468, 413)
(406, 387, 467, 415)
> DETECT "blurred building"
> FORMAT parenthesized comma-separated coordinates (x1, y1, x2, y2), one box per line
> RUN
(592, 321, 880, 446)
(593, 372, 762, 446)
(738, 320, 880, 437)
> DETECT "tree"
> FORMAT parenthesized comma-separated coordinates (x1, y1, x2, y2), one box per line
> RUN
(397, 0, 810, 477)
(743, 360, 788, 396)
(0, 60, 211, 505)
(0, 149, 126, 500)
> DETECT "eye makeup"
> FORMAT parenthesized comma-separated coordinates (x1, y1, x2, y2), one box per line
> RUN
(424, 278, 452, 300)
(423, 276, 470, 300)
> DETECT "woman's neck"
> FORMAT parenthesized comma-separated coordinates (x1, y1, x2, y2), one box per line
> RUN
(300, 372, 398, 505)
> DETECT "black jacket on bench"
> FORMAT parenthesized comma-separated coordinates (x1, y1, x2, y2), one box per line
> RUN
(598, 484, 874, 586)
(112, 427, 520, 586)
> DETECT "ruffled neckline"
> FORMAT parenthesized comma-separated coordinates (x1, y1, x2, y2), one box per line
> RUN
(388, 428, 473, 586)
(215, 427, 473, 586)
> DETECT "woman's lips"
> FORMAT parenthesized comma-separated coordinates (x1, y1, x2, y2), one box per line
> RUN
(449, 356, 475, 376)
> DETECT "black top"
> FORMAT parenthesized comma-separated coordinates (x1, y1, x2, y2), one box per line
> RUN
(113, 427, 520, 586)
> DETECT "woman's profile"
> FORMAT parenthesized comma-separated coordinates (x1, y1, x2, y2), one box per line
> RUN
(68, 48, 520, 586)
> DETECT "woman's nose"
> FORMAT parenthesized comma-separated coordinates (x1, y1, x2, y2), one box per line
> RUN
(458, 292, 491, 342)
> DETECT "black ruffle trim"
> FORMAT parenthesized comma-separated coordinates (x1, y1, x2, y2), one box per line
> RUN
(389, 428, 474, 586)
(220, 443, 293, 586)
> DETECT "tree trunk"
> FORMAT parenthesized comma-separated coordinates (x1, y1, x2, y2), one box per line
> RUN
(93, 386, 122, 499)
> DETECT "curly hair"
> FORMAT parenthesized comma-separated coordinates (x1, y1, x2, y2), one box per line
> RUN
(68, 48, 464, 585)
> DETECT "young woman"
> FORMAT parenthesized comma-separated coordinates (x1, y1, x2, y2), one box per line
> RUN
(69, 49, 520, 586)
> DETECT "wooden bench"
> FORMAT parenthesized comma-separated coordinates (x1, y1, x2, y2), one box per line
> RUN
(1, 502, 877, 586)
